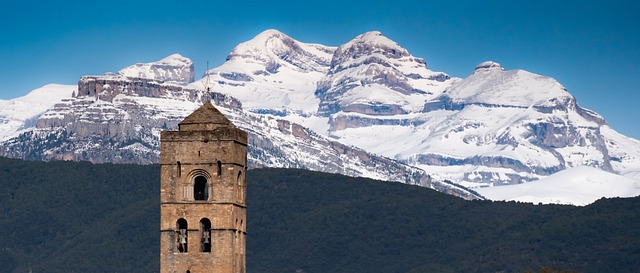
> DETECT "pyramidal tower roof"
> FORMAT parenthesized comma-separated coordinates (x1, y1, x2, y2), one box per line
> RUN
(178, 101, 236, 131)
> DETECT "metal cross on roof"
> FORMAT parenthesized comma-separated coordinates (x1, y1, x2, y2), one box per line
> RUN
(202, 61, 214, 100)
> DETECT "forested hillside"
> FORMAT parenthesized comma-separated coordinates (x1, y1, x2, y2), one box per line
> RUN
(0, 157, 638, 273)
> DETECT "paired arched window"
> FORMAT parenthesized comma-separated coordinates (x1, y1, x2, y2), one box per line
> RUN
(177, 218, 188, 253)
(200, 218, 212, 252)
(176, 218, 213, 254)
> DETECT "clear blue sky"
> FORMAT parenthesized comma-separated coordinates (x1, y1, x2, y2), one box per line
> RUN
(1, 0, 639, 139)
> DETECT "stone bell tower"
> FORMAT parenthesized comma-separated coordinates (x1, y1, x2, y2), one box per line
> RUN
(160, 102, 248, 273)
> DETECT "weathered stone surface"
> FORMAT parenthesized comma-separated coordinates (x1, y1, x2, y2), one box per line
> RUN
(160, 102, 247, 273)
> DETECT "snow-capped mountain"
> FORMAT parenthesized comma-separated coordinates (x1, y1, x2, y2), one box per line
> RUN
(1, 29, 639, 202)
(328, 60, 640, 186)
(118, 53, 194, 85)
(0, 84, 75, 141)
(196, 30, 640, 188)
(186, 29, 335, 113)
(0, 67, 478, 199)
(316, 31, 451, 118)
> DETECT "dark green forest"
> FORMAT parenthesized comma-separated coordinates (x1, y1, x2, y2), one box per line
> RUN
(0, 157, 639, 273)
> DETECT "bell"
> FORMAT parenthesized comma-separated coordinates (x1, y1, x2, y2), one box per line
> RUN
(179, 229, 187, 244)
(203, 231, 210, 243)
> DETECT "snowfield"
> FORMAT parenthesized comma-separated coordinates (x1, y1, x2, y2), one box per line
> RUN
(0, 84, 75, 140)
(476, 166, 640, 205)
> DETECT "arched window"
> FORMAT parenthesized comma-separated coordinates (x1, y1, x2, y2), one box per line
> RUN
(194, 176, 208, 200)
(217, 160, 222, 177)
(237, 171, 244, 204)
(177, 218, 188, 253)
(186, 170, 211, 201)
(200, 218, 212, 252)
(235, 219, 239, 240)
(177, 161, 181, 177)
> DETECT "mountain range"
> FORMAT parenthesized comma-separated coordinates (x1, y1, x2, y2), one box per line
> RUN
(1, 29, 639, 202)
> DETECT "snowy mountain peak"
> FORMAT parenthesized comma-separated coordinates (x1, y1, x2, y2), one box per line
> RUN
(0, 84, 76, 141)
(159, 53, 193, 66)
(188, 29, 337, 113)
(423, 63, 576, 112)
(330, 31, 412, 71)
(118, 54, 194, 84)
(232, 29, 293, 53)
(349, 31, 402, 49)
(316, 31, 451, 117)
(474, 61, 504, 72)
(253, 28, 288, 40)
(223, 29, 335, 74)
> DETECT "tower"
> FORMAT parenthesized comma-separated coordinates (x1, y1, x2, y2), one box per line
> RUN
(160, 102, 248, 273)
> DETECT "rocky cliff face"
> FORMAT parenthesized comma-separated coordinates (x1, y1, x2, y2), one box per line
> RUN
(2, 75, 221, 163)
(0, 69, 481, 200)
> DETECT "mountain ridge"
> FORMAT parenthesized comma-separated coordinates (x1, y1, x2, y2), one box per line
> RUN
(1, 29, 639, 202)
(0, 75, 479, 199)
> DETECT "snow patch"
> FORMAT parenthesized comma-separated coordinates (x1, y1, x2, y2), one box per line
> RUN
(0, 84, 75, 140)
(476, 166, 640, 206)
